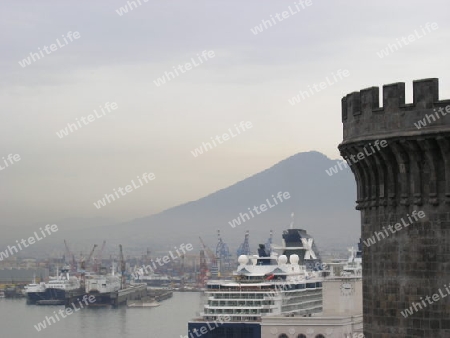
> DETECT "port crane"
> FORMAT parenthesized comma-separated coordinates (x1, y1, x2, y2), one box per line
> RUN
(64, 239, 77, 273)
(197, 250, 209, 287)
(80, 244, 97, 271)
(199, 237, 218, 277)
(265, 230, 273, 256)
(236, 230, 251, 256)
(215, 230, 232, 275)
(179, 254, 185, 288)
(93, 240, 106, 273)
(119, 244, 126, 289)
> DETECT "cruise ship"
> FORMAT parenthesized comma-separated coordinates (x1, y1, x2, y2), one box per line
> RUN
(261, 240, 364, 337)
(25, 267, 81, 305)
(188, 224, 324, 338)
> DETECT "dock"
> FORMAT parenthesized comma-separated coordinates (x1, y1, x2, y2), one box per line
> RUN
(147, 289, 173, 302)
(65, 284, 148, 308)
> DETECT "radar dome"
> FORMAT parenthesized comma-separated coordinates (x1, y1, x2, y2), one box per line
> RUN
(238, 255, 249, 265)
(278, 255, 288, 265)
(290, 254, 299, 265)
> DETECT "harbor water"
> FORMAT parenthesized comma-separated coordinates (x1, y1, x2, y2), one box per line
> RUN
(0, 292, 201, 337)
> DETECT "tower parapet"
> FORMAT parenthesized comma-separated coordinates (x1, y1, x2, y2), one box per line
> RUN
(342, 78, 450, 141)
(339, 78, 450, 337)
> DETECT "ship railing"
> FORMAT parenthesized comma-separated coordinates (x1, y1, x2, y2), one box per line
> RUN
(199, 316, 262, 322)
(204, 303, 276, 309)
(206, 285, 292, 291)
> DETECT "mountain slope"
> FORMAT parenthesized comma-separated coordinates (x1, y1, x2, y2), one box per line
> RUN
(40, 151, 360, 256)
(91, 151, 360, 252)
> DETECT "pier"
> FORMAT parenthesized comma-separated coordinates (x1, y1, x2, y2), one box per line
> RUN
(65, 284, 148, 308)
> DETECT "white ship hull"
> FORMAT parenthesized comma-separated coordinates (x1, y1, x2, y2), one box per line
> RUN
(85, 275, 120, 294)
(188, 226, 324, 338)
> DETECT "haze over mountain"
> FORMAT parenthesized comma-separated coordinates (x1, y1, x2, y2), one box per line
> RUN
(29, 151, 360, 257)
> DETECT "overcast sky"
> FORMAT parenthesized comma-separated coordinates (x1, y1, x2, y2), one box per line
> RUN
(1, 0, 449, 228)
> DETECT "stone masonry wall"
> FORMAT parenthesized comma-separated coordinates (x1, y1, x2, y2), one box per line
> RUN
(339, 78, 450, 337)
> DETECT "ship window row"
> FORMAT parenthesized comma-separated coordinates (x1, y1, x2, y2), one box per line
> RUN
(204, 308, 275, 315)
(274, 282, 322, 290)
(208, 300, 274, 307)
(261, 282, 322, 292)
(206, 282, 322, 292)
(204, 315, 260, 322)
(206, 284, 322, 300)
(207, 293, 265, 300)
(206, 305, 275, 311)
(207, 287, 273, 292)
(272, 282, 322, 289)
(207, 285, 269, 290)
(205, 308, 262, 315)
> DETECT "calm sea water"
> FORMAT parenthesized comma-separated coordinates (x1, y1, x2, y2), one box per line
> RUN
(0, 292, 201, 338)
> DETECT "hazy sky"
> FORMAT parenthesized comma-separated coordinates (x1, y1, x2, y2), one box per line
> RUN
(1, 0, 449, 227)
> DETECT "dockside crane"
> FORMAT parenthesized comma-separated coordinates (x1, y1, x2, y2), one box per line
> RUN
(80, 244, 97, 271)
(236, 230, 251, 256)
(265, 230, 273, 256)
(119, 244, 126, 289)
(216, 230, 232, 275)
(93, 240, 106, 273)
(64, 239, 77, 273)
(197, 250, 208, 287)
(199, 237, 218, 277)
(179, 254, 185, 289)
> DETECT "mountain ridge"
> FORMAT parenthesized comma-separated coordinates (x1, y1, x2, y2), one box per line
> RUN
(16, 151, 360, 255)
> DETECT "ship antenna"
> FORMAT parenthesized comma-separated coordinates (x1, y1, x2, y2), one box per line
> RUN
(290, 212, 294, 229)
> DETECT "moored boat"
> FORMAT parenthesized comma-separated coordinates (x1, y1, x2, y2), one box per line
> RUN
(25, 268, 81, 305)
(85, 274, 120, 294)
(188, 221, 324, 338)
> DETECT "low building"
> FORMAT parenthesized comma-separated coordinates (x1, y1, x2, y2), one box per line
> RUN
(261, 276, 363, 338)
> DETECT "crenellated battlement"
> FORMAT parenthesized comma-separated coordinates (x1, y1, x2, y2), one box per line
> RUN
(342, 78, 450, 141)
(339, 77, 450, 337)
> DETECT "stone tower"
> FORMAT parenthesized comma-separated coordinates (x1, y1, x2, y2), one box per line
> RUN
(339, 78, 450, 337)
